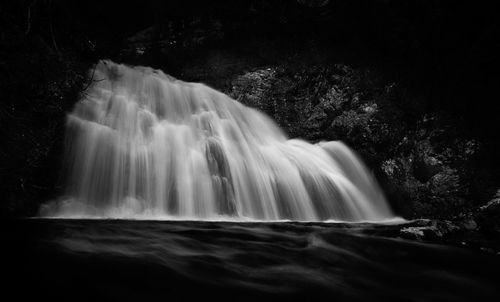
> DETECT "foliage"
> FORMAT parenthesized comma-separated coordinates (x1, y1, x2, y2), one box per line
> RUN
(0, 7, 89, 217)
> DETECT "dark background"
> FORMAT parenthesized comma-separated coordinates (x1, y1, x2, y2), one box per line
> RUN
(1, 0, 499, 222)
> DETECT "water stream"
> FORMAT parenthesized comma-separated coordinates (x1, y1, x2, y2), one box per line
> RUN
(41, 60, 393, 222)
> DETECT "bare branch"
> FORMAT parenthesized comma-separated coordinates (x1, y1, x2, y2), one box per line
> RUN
(81, 64, 106, 93)
(48, 0, 60, 55)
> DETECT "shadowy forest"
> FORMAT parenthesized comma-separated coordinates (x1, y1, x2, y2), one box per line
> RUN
(1, 0, 499, 233)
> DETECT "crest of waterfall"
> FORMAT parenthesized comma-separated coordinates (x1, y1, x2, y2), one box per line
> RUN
(41, 60, 394, 221)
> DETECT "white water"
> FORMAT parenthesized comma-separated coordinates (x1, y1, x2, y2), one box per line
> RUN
(41, 60, 394, 222)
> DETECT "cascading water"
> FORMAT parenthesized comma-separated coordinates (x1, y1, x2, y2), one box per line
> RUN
(41, 60, 394, 221)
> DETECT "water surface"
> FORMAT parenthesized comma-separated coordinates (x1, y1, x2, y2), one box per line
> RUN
(3, 219, 499, 301)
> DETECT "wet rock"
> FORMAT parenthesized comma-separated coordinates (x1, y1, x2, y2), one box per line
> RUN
(400, 226, 428, 240)
(459, 219, 478, 231)
(476, 192, 500, 234)
(399, 219, 460, 240)
(479, 196, 500, 214)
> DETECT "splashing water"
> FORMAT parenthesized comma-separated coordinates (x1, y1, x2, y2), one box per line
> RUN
(41, 60, 394, 221)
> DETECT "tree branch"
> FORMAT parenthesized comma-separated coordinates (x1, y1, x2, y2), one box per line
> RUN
(25, 0, 37, 35)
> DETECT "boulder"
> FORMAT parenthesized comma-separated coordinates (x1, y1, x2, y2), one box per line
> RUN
(476, 192, 500, 234)
(399, 219, 460, 240)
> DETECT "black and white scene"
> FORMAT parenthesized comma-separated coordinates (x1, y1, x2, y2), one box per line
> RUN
(1, 0, 500, 301)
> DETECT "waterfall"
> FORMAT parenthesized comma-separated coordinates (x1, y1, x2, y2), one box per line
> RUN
(41, 60, 394, 221)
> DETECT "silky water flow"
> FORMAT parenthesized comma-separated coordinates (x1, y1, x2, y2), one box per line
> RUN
(41, 60, 395, 222)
